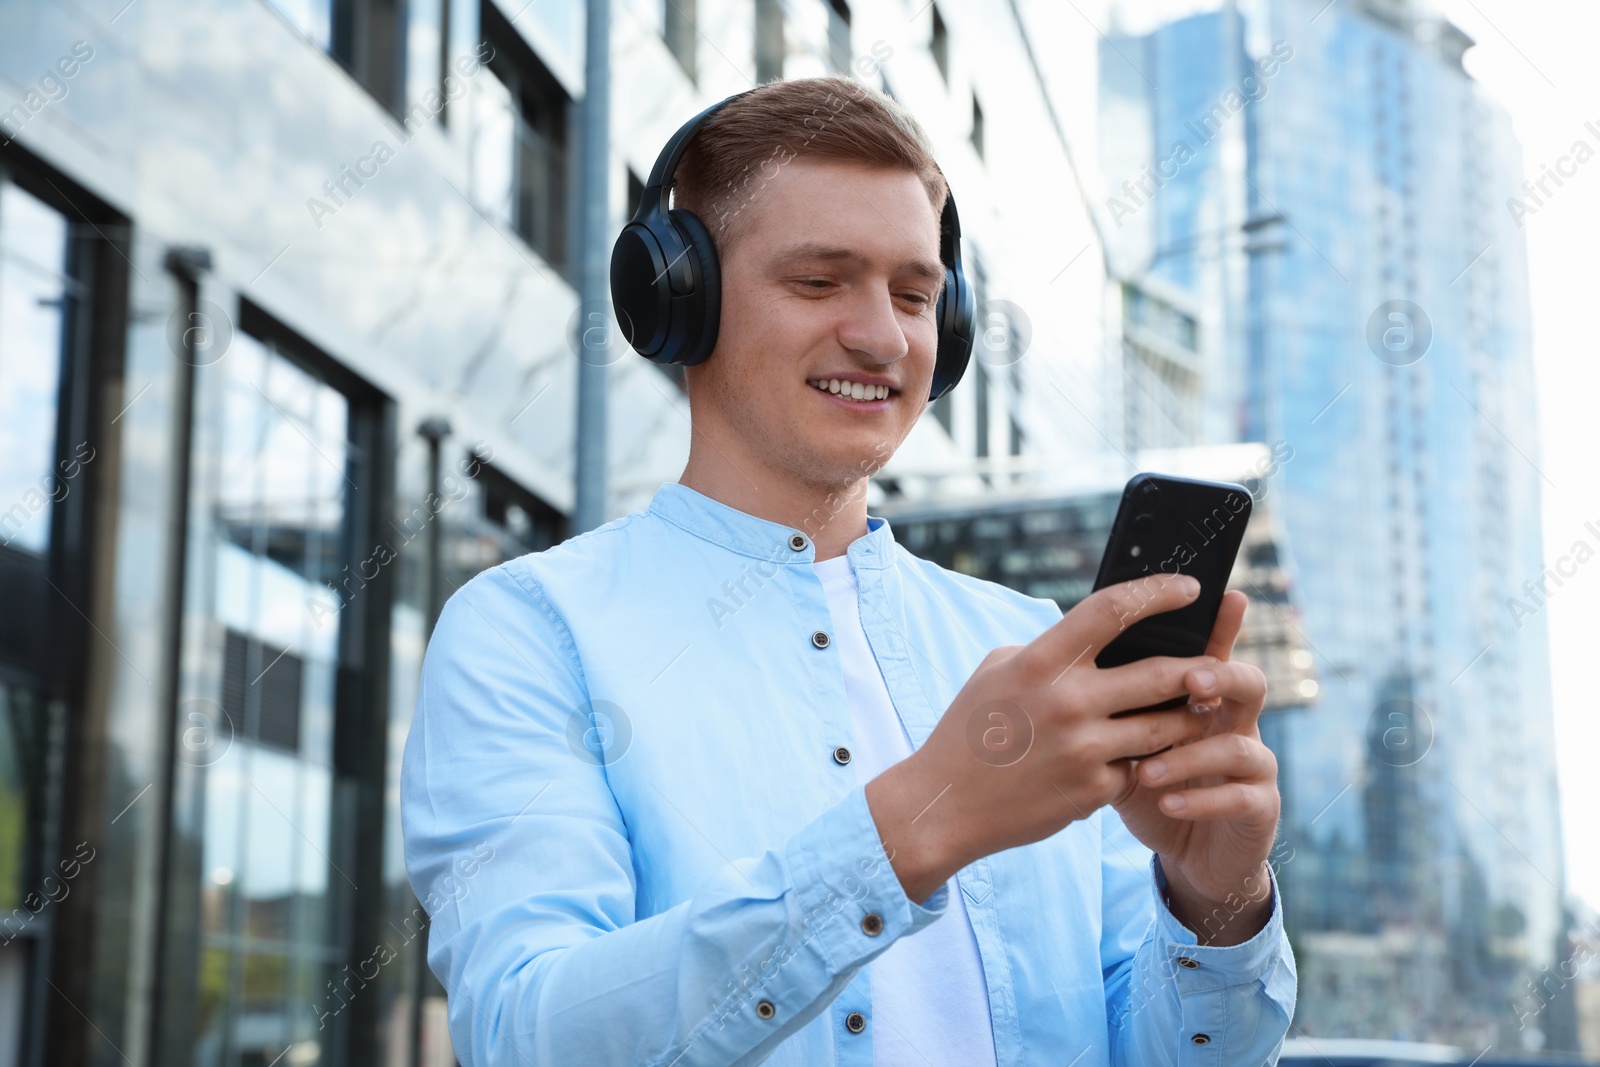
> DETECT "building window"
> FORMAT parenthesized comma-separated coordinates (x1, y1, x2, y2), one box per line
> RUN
(266, 0, 333, 50)
(469, 461, 567, 557)
(755, 0, 785, 83)
(267, 0, 443, 121)
(931, 5, 949, 84)
(0, 170, 95, 1067)
(475, 0, 572, 276)
(970, 94, 985, 159)
(331, 0, 408, 114)
(826, 0, 851, 74)
(1009, 364, 1024, 457)
(164, 301, 395, 1067)
(405, 0, 454, 127)
(662, 0, 698, 81)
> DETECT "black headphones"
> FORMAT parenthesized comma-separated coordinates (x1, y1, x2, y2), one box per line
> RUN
(609, 88, 976, 401)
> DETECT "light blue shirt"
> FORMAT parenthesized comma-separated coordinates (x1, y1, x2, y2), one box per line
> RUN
(401, 482, 1297, 1066)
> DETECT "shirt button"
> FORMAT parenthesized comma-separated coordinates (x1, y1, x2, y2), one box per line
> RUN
(1177, 956, 1200, 969)
(789, 533, 808, 551)
(811, 630, 831, 649)
(845, 1011, 866, 1034)
(833, 746, 851, 765)
(756, 1000, 776, 1020)
(1190, 1033, 1210, 1045)
(860, 913, 883, 936)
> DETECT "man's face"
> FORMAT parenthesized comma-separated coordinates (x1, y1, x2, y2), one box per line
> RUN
(686, 157, 944, 492)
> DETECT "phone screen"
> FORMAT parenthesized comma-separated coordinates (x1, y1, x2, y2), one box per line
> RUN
(1090, 473, 1253, 711)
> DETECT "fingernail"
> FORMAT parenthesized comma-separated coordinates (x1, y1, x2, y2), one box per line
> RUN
(1181, 576, 1200, 597)
(1144, 758, 1167, 782)
(1162, 793, 1187, 813)
(1193, 669, 1216, 692)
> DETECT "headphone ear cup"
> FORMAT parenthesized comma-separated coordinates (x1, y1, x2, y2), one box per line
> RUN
(666, 208, 722, 366)
(930, 264, 976, 400)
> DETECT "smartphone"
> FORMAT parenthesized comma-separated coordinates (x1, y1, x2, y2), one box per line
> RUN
(1090, 473, 1252, 714)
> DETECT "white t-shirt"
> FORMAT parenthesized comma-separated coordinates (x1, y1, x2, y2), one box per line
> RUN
(813, 554, 999, 1067)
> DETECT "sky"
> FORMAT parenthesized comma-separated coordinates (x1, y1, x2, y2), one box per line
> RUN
(1436, 0, 1600, 918)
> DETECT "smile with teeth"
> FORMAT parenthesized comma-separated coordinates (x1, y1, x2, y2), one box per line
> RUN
(808, 378, 893, 402)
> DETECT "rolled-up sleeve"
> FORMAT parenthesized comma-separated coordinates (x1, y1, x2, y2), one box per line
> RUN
(400, 564, 949, 1067)
(1098, 810, 1297, 1065)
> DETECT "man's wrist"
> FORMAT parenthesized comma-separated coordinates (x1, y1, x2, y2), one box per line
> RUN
(864, 758, 965, 905)
(1155, 856, 1274, 947)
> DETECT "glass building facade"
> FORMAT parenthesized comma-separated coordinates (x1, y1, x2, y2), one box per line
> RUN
(1099, 0, 1565, 1046)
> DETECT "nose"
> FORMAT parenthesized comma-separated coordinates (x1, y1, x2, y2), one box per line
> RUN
(835, 285, 909, 367)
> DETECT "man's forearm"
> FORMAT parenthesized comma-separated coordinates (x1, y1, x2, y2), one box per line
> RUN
(863, 756, 969, 904)
(423, 784, 950, 1066)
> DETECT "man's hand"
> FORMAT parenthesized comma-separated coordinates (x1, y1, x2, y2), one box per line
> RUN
(865, 573, 1227, 904)
(1109, 590, 1280, 946)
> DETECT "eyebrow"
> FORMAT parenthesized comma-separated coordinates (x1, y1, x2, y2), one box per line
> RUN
(770, 242, 945, 285)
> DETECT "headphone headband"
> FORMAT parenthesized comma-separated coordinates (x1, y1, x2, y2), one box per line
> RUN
(610, 86, 975, 401)
(637, 90, 758, 218)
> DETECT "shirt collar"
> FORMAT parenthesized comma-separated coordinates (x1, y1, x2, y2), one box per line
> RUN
(646, 481, 898, 570)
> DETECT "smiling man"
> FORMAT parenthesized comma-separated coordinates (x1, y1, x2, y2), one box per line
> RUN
(402, 78, 1296, 1066)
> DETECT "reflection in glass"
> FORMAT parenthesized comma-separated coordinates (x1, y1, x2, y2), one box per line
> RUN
(194, 331, 354, 1067)
(0, 178, 74, 1067)
(264, 0, 332, 51)
(0, 181, 69, 555)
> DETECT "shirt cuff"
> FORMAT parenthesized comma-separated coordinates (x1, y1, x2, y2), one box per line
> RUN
(784, 783, 950, 975)
(1149, 855, 1291, 991)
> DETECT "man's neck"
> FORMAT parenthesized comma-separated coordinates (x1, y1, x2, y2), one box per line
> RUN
(679, 450, 871, 561)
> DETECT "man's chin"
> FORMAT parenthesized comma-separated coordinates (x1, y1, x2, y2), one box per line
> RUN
(797, 435, 897, 485)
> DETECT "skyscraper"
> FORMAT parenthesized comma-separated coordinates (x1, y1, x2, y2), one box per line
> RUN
(1099, 0, 1564, 1045)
